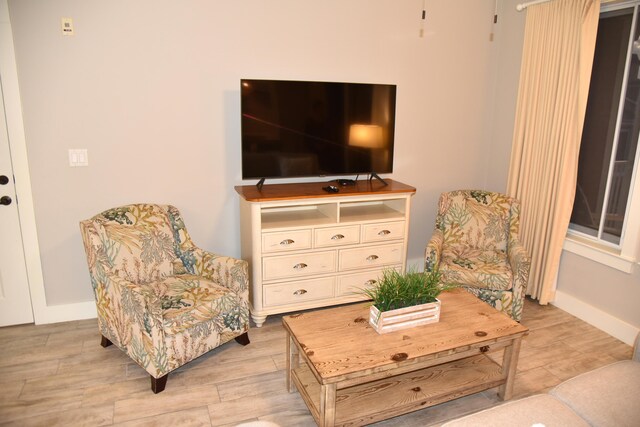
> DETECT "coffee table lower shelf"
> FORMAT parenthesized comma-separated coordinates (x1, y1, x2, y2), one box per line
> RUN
(292, 354, 505, 426)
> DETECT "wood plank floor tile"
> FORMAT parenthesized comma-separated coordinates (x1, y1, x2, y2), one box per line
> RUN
(45, 326, 101, 347)
(0, 320, 78, 341)
(0, 386, 85, 423)
(249, 410, 317, 427)
(20, 363, 128, 396)
(2, 403, 113, 427)
(0, 359, 59, 383)
(0, 334, 48, 352)
(111, 406, 212, 427)
(57, 346, 132, 373)
(216, 370, 286, 402)
(271, 353, 287, 371)
(0, 339, 84, 368)
(82, 377, 154, 407)
(371, 392, 500, 427)
(113, 384, 220, 423)
(207, 391, 309, 426)
(0, 298, 634, 426)
(0, 380, 25, 401)
(177, 356, 279, 387)
(509, 366, 563, 398)
(564, 334, 632, 359)
(515, 341, 582, 372)
(544, 352, 620, 381)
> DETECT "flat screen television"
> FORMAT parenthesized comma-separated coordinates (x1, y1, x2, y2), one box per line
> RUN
(241, 79, 396, 182)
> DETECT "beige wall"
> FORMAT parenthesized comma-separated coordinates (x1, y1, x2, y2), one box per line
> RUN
(8, 0, 501, 306)
(484, 0, 526, 192)
(557, 252, 640, 328)
(13, 0, 637, 336)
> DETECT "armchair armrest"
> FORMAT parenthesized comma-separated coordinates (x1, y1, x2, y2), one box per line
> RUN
(179, 248, 249, 302)
(507, 238, 530, 321)
(91, 267, 167, 373)
(425, 228, 444, 273)
(507, 238, 530, 285)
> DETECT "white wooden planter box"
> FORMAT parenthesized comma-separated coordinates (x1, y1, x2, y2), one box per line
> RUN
(369, 299, 441, 334)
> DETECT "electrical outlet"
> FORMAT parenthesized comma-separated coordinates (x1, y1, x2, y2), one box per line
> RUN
(68, 149, 88, 167)
(61, 17, 74, 36)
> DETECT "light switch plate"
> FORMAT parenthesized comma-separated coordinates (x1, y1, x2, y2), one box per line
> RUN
(61, 17, 74, 36)
(68, 149, 88, 167)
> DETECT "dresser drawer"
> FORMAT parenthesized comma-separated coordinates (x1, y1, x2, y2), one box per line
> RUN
(263, 251, 336, 281)
(263, 277, 335, 307)
(314, 225, 360, 248)
(339, 243, 403, 271)
(362, 221, 405, 243)
(336, 267, 400, 297)
(262, 229, 312, 253)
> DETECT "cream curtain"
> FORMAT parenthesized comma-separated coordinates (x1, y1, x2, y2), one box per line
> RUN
(507, 0, 600, 304)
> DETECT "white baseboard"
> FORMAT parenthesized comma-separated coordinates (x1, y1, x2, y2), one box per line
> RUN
(552, 290, 639, 346)
(34, 300, 96, 325)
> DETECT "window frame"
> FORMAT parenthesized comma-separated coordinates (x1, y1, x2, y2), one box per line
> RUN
(564, 0, 640, 273)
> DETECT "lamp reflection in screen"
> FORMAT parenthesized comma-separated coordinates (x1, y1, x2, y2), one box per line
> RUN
(349, 124, 383, 149)
(349, 124, 387, 176)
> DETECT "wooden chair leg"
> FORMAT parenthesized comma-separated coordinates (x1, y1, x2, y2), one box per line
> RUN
(235, 332, 250, 346)
(100, 335, 113, 348)
(151, 374, 168, 394)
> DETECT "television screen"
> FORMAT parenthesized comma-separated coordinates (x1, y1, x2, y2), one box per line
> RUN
(241, 79, 396, 180)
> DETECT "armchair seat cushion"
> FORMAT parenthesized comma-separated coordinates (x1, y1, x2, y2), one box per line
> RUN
(146, 275, 246, 336)
(440, 246, 513, 291)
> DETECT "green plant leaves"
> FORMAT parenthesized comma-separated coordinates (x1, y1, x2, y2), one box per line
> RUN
(362, 267, 455, 312)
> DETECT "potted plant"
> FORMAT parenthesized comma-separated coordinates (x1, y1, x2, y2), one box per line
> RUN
(362, 267, 453, 334)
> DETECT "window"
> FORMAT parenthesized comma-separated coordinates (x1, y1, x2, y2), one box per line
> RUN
(567, 1, 640, 272)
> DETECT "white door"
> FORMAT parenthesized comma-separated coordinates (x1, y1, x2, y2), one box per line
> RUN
(0, 81, 34, 326)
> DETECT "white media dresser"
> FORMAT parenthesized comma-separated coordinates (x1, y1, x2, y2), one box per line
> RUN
(235, 179, 415, 327)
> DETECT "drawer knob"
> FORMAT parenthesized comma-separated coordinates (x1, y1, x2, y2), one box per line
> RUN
(293, 289, 308, 295)
(280, 239, 295, 246)
(293, 263, 308, 270)
(331, 234, 345, 240)
(364, 279, 378, 286)
(366, 255, 379, 261)
(378, 229, 391, 236)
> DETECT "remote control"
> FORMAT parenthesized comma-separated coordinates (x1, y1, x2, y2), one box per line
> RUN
(322, 185, 340, 193)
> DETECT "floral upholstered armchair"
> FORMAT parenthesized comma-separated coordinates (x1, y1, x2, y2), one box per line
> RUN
(425, 190, 530, 321)
(80, 204, 250, 393)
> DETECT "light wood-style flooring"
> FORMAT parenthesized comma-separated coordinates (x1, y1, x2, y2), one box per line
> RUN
(0, 297, 632, 426)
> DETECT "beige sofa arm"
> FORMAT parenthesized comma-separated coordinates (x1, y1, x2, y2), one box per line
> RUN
(425, 228, 444, 273)
(87, 260, 168, 378)
(80, 220, 165, 354)
(507, 238, 530, 287)
(182, 248, 250, 302)
(506, 238, 530, 322)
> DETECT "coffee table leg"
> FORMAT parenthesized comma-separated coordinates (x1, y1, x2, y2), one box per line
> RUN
(498, 336, 523, 400)
(286, 332, 299, 393)
(319, 383, 337, 427)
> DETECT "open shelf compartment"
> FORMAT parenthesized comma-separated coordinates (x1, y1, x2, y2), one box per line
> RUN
(292, 354, 505, 427)
(261, 203, 338, 229)
(339, 199, 407, 223)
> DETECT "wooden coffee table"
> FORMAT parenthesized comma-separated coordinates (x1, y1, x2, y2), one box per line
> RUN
(282, 289, 529, 426)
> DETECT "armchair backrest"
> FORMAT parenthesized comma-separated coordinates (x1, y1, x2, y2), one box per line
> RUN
(80, 204, 194, 286)
(436, 190, 520, 252)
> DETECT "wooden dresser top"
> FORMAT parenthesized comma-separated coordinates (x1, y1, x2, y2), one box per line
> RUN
(235, 179, 416, 202)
